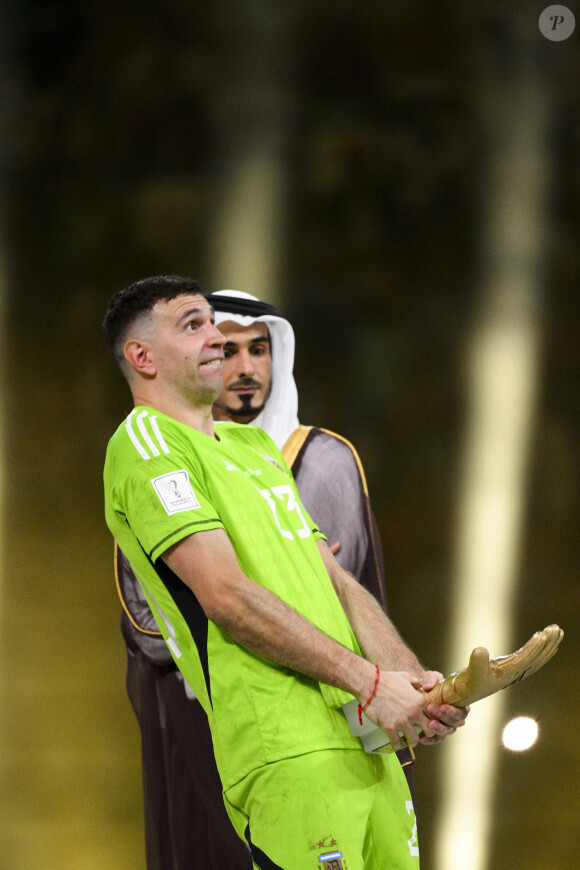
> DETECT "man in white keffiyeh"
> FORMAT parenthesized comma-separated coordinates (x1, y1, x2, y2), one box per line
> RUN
(209, 290, 299, 450)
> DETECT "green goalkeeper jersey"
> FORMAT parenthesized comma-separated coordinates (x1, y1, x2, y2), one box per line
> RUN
(104, 406, 363, 787)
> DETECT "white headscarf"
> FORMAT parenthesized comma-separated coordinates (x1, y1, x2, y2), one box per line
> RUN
(209, 290, 299, 450)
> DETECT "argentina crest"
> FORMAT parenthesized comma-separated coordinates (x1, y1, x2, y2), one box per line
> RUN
(318, 849, 346, 869)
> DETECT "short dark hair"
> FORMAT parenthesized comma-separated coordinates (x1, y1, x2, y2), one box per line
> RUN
(103, 275, 204, 368)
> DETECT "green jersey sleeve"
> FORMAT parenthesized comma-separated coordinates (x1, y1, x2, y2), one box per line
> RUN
(105, 408, 226, 563)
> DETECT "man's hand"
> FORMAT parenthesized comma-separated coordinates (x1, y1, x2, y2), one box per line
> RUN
(423, 625, 563, 708)
(358, 670, 434, 750)
(417, 670, 469, 745)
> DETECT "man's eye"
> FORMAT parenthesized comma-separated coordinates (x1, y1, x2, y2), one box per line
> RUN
(251, 346, 266, 356)
(223, 348, 233, 358)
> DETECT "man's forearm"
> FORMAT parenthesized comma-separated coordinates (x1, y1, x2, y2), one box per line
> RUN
(216, 573, 377, 698)
(349, 584, 424, 675)
(162, 529, 377, 702)
(163, 530, 441, 748)
(318, 540, 425, 678)
(218, 572, 447, 748)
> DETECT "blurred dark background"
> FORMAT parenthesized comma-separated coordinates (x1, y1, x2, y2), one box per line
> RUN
(0, 2, 578, 868)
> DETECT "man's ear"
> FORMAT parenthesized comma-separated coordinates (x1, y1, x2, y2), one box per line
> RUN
(123, 339, 157, 377)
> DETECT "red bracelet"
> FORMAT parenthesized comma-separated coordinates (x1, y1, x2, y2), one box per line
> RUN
(358, 664, 380, 725)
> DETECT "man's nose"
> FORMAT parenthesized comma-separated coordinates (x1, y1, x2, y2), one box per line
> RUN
(208, 322, 226, 346)
(236, 350, 255, 375)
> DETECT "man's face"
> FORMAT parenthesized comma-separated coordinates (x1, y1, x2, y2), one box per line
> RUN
(147, 294, 225, 404)
(212, 321, 273, 424)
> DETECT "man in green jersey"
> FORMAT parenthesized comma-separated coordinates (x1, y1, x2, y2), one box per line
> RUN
(117, 289, 411, 870)
(103, 275, 468, 870)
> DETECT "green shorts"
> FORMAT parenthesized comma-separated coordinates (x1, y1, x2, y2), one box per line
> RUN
(224, 747, 420, 870)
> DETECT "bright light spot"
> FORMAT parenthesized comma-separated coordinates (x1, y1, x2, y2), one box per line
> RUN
(434, 70, 548, 870)
(502, 716, 539, 751)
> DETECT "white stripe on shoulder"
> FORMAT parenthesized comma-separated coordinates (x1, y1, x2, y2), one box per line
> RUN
(149, 415, 171, 454)
(126, 410, 151, 460)
(125, 409, 172, 460)
(137, 410, 161, 456)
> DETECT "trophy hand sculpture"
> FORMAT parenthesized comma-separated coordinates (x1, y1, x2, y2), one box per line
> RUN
(422, 624, 564, 708)
(343, 625, 564, 753)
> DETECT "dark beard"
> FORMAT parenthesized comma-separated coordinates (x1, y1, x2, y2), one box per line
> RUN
(226, 393, 266, 418)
